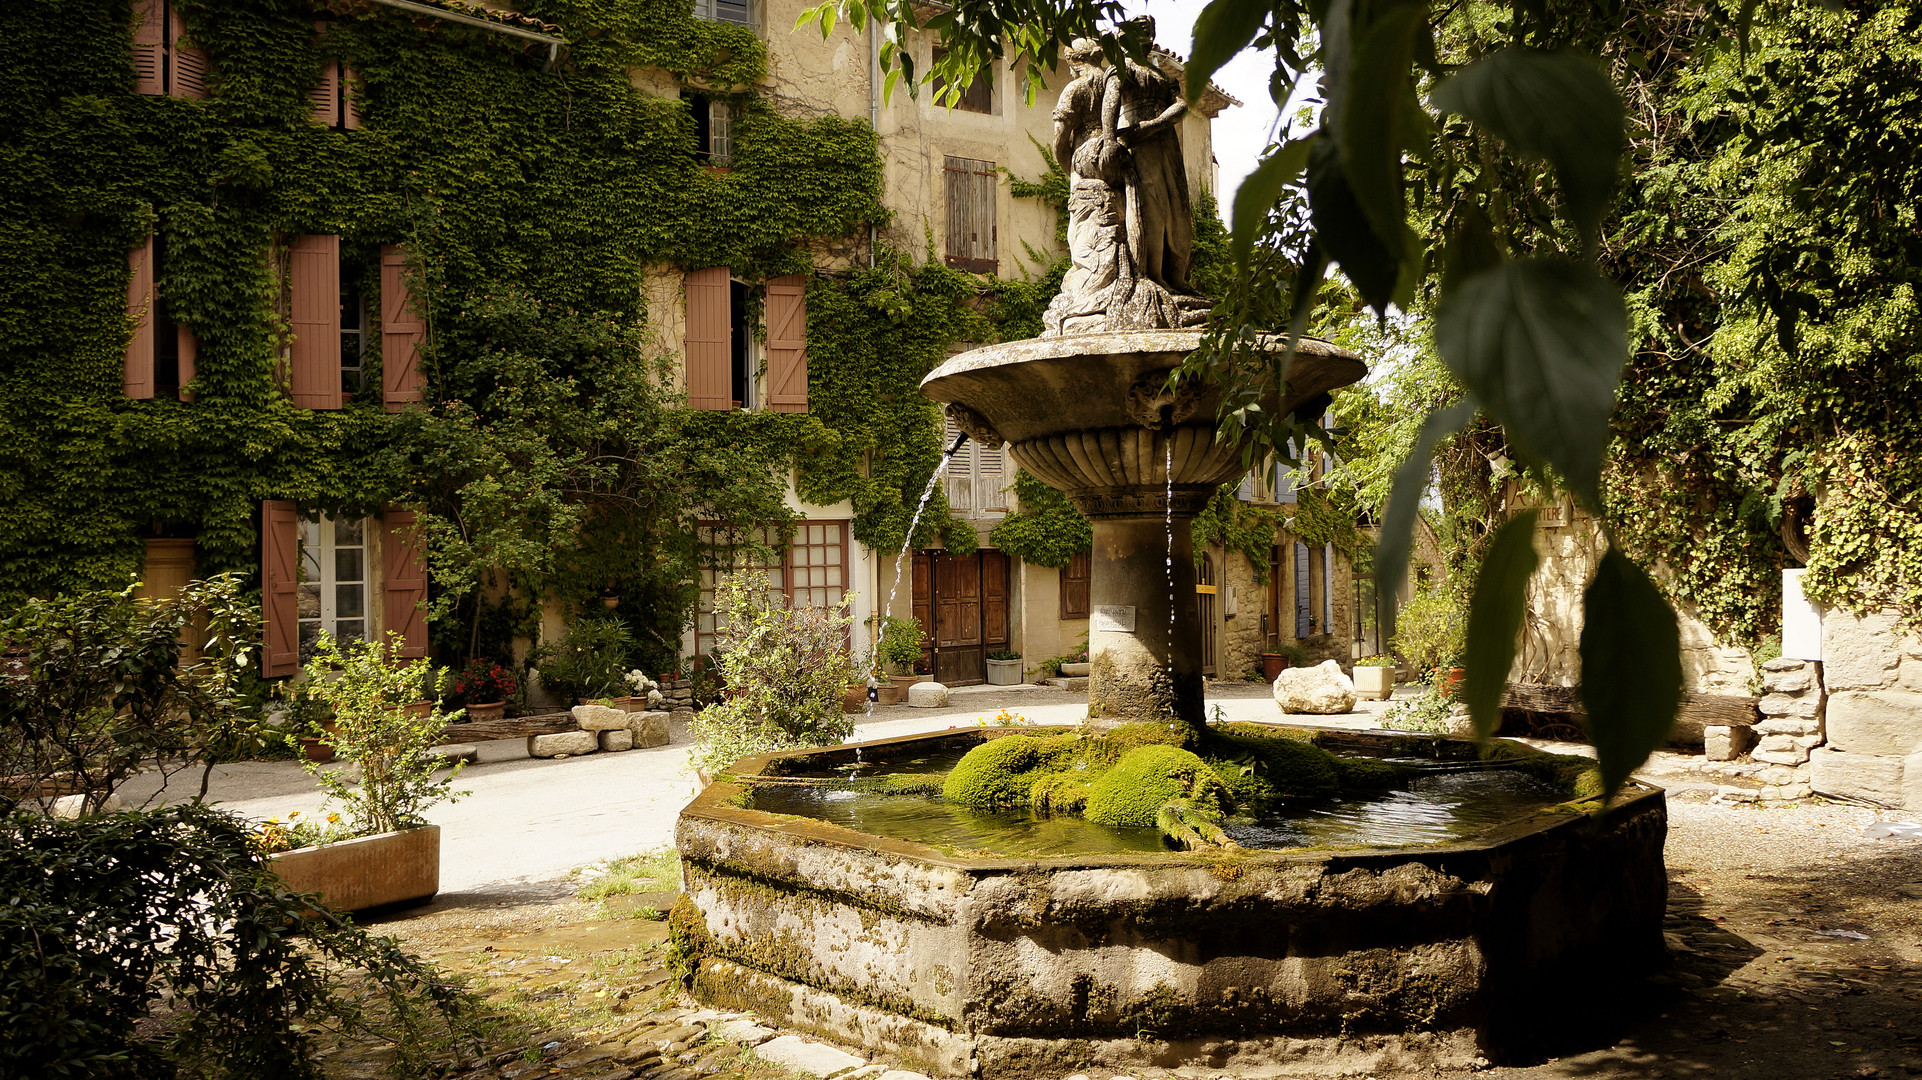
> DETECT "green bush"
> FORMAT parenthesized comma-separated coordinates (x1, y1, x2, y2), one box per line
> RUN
(0, 805, 475, 1080)
(1084, 746, 1228, 827)
(533, 619, 636, 701)
(940, 734, 1077, 806)
(874, 616, 924, 675)
(1391, 589, 1468, 674)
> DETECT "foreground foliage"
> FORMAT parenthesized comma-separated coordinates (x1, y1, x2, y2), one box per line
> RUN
(0, 805, 476, 1080)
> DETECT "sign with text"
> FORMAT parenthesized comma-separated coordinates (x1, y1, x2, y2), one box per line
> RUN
(1091, 605, 1136, 633)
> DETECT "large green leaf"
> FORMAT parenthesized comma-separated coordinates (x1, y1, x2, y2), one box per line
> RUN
(1434, 258, 1626, 506)
(1430, 48, 1625, 244)
(1306, 134, 1404, 314)
(1463, 510, 1539, 738)
(1335, 0, 1426, 253)
(1233, 138, 1312, 273)
(1186, 0, 1269, 105)
(1580, 549, 1683, 797)
(1375, 401, 1473, 602)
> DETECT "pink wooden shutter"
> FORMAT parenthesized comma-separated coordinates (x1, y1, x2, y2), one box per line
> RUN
(309, 60, 339, 125)
(764, 274, 808, 413)
(288, 234, 342, 409)
(382, 510, 429, 659)
(131, 0, 164, 94)
(124, 239, 155, 398)
(380, 244, 423, 410)
(342, 67, 362, 130)
(684, 267, 731, 411)
(176, 324, 197, 402)
(168, 7, 209, 99)
(261, 500, 300, 677)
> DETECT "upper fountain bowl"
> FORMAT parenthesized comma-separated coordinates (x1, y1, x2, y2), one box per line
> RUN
(920, 330, 1366, 446)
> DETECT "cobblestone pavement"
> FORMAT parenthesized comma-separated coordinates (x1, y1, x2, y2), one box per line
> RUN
(316, 786, 1922, 1080)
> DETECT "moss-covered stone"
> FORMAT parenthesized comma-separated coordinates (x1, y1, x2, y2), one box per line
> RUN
(1481, 739, 1605, 797)
(1029, 772, 1091, 814)
(1203, 724, 1342, 806)
(1331, 755, 1409, 789)
(1084, 746, 1228, 827)
(942, 735, 1078, 806)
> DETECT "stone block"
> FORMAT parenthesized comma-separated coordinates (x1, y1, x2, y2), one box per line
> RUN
(1758, 693, 1820, 719)
(1272, 659, 1358, 714)
(1759, 782, 1810, 801)
(1824, 690, 1922, 757)
(431, 743, 479, 766)
(1908, 751, 1922, 811)
(1755, 716, 1818, 737)
(1809, 747, 1907, 806)
(628, 710, 670, 749)
(1822, 607, 1902, 691)
(1753, 741, 1810, 766)
(670, 706, 696, 722)
(1704, 725, 1755, 761)
(599, 729, 633, 752)
(907, 681, 950, 708)
(1900, 658, 1922, 694)
(573, 703, 632, 732)
(1762, 666, 1814, 694)
(752, 1035, 866, 1078)
(529, 730, 599, 757)
(1762, 657, 1807, 672)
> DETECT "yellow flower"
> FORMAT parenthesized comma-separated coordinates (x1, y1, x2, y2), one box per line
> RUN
(326, 813, 340, 823)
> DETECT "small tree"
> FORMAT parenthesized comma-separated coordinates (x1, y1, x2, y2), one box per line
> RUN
(690, 572, 857, 776)
(0, 574, 260, 814)
(300, 633, 465, 837)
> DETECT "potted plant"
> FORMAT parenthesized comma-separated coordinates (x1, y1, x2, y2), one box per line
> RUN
(1352, 655, 1397, 700)
(875, 617, 923, 702)
(1260, 643, 1307, 683)
(985, 649, 1023, 685)
(451, 657, 517, 722)
(285, 689, 338, 763)
(1391, 589, 1468, 697)
(264, 632, 467, 913)
(532, 617, 634, 705)
(1057, 635, 1091, 678)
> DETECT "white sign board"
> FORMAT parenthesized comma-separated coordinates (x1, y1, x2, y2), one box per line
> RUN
(1781, 569, 1823, 660)
(1091, 605, 1136, 633)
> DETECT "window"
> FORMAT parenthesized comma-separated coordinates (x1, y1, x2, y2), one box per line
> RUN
(309, 55, 361, 130)
(341, 275, 365, 395)
(1060, 551, 1090, 619)
(287, 234, 342, 409)
(693, 0, 754, 26)
(943, 416, 1007, 515)
(124, 235, 197, 400)
(132, 0, 209, 99)
(684, 93, 733, 165)
(684, 268, 760, 410)
(931, 47, 993, 114)
(943, 156, 997, 272)
(297, 514, 368, 662)
(694, 522, 848, 656)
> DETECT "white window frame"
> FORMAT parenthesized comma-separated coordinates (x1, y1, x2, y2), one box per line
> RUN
(297, 512, 370, 661)
(693, 0, 755, 28)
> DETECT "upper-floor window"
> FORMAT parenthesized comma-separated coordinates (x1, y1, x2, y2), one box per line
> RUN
(298, 513, 369, 661)
(309, 55, 361, 130)
(131, 0, 209, 99)
(124, 234, 198, 401)
(692, 0, 754, 27)
(942, 416, 1007, 516)
(341, 275, 366, 395)
(931, 47, 992, 114)
(684, 269, 808, 413)
(943, 156, 997, 273)
(683, 93, 733, 166)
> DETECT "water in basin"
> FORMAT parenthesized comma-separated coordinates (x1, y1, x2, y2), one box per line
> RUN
(749, 746, 1564, 858)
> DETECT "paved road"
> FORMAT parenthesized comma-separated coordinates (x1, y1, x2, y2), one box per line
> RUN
(121, 680, 1401, 900)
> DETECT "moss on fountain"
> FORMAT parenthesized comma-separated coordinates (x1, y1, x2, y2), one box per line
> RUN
(1084, 746, 1227, 827)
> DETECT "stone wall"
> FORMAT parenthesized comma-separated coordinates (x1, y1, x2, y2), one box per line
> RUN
(1219, 548, 1265, 679)
(1809, 607, 1922, 810)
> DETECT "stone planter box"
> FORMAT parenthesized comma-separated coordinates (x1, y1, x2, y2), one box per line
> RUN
(984, 657, 1023, 685)
(676, 729, 1668, 1077)
(1057, 661, 1091, 677)
(269, 824, 440, 913)
(1353, 665, 1394, 700)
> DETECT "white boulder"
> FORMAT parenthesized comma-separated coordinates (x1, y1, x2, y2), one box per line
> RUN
(1272, 659, 1357, 715)
(907, 681, 950, 708)
(598, 729, 633, 752)
(572, 703, 632, 731)
(529, 730, 598, 757)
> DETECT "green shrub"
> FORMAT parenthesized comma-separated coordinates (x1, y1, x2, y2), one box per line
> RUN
(533, 619, 636, 701)
(0, 805, 475, 1079)
(1391, 589, 1468, 674)
(875, 617, 924, 675)
(1084, 746, 1227, 827)
(941, 734, 1077, 806)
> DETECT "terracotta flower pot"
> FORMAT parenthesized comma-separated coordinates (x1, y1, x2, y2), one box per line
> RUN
(842, 683, 870, 714)
(1438, 667, 1467, 700)
(298, 721, 339, 763)
(466, 700, 506, 722)
(1260, 653, 1289, 682)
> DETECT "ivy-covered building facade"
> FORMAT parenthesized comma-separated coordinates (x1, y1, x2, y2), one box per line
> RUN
(7, 0, 1365, 691)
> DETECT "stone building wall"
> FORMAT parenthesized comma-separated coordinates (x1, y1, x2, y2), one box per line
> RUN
(1809, 607, 1922, 810)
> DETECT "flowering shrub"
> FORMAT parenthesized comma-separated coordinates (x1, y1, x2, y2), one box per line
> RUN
(452, 658, 517, 705)
(248, 809, 347, 855)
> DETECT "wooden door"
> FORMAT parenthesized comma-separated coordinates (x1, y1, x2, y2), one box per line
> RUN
(934, 554, 983, 685)
(1197, 552, 1218, 677)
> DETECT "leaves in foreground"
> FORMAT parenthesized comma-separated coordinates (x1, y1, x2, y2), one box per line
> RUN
(1463, 510, 1540, 739)
(1580, 549, 1684, 796)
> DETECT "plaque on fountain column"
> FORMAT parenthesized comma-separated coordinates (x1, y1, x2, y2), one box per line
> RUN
(1092, 605, 1137, 633)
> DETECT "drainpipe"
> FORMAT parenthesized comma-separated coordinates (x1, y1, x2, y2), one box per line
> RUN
(868, 17, 880, 268)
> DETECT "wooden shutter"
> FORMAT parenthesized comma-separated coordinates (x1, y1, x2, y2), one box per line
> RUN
(309, 60, 340, 125)
(288, 234, 341, 409)
(943, 418, 974, 511)
(943, 157, 997, 272)
(910, 552, 932, 668)
(983, 551, 1009, 645)
(380, 245, 424, 410)
(979, 441, 1006, 511)
(131, 0, 165, 94)
(342, 67, 361, 130)
(1060, 550, 1090, 619)
(168, 6, 209, 99)
(176, 323, 197, 401)
(382, 509, 429, 659)
(124, 239, 155, 398)
(261, 500, 300, 677)
(764, 274, 808, 413)
(684, 266, 731, 410)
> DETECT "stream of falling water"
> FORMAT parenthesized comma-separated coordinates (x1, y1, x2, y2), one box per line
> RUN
(1165, 438, 1175, 668)
(866, 434, 966, 719)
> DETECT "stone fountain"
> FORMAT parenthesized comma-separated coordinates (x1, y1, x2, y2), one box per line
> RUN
(673, 33, 1667, 1077)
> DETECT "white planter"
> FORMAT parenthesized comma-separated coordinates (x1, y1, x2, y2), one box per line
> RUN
(268, 824, 440, 913)
(1059, 662, 1091, 678)
(985, 658, 1023, 685)
(1352, 665, 1395, 701)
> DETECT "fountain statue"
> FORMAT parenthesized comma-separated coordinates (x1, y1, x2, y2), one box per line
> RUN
(925, 22, 1367, 731)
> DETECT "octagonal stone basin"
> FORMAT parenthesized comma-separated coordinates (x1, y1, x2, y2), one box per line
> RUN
(672, 727, 1668, 1078)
